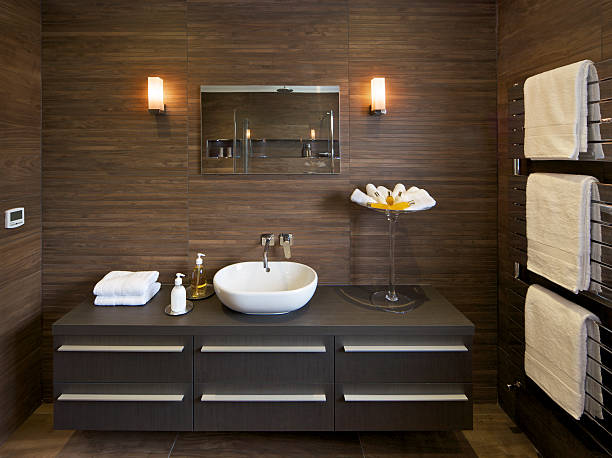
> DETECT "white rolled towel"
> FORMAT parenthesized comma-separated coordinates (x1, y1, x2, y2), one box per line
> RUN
(376, 186, 391, 201)
(391, 184, 406, 201)
(365, 184, 387, 204)
(350, 189, 377, 207)
(93, 271, 160, 297)
(95, 282, 161, 306)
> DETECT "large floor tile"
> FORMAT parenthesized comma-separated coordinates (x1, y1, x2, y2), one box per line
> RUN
(57, 430, 177, 457)
(358, 431, 477, 458)
(0, 404, 73, 458)
(171, 431, 363, 457)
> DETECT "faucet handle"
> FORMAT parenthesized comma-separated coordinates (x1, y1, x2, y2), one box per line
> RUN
(279, 233, 293, 259)
(261, 234, 275, 246)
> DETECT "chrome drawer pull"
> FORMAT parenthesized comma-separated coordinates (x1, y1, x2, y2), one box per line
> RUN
(200, 345, 326, 353)
(57, 345, 184, 353)
(343, 345, 468, 352)
(343, 394, 468, 402)
(58, 394, 184, 402)
(201, 394, 327, 402)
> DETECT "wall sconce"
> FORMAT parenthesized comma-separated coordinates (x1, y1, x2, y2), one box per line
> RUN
(245, 128, 251, 140)
(370, 77, 387, 115)
(310, 128, 316, 140)
(148, 77, 165, 114)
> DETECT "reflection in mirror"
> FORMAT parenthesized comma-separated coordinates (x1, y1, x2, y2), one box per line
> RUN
(201, 86, 340, 175)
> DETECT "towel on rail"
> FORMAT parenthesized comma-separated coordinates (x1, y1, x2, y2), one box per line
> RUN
(525, 284, 602, 420)
(94, 282, 161, 306)
(526, 173, 597, 293)
(93, 270, 159, 297)
(524, 60, 602, 160)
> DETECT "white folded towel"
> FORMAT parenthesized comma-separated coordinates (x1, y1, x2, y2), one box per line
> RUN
(93, 271, 160, 297)
(526, 173, 597, 292)
(524, 60, 598, 160)
(397, 187, 437, 211)
(525, 284, 602, 420)
(94, 282, 161, 306)
(350, 189, 377, 207)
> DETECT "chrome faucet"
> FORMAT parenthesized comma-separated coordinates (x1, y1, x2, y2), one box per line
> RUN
(261, 233, 274, 272)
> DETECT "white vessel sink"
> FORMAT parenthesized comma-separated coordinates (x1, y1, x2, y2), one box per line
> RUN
(213, 262, 318, 315)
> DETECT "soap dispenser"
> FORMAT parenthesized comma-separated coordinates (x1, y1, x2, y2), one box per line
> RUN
(190, 253, 207, 298)
(171, 273, 187, 313)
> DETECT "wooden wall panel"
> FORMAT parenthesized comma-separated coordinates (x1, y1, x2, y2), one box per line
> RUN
(497, 0, 608, 454)
(0, 0, 41, 443)
(186, 0, 352, 285)
(41, 0, 189, 400)
(42, 0, 498, 403)
(348, 0, 498, 402)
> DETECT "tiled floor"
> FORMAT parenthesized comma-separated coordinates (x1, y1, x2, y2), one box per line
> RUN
(0, 403, 538, 457)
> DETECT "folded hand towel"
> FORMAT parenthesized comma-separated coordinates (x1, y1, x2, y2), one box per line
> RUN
(524, 60, 598, 160)
(396, 187, 437, 211)
(95, 282, 161, 306)
(93, 271, 160, 297)
(350, 189, 377, 207)
(526, 173, 597, 292)
(525, 284, 602, 420)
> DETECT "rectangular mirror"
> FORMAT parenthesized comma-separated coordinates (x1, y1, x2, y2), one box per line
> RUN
(201, 85, 340, 175)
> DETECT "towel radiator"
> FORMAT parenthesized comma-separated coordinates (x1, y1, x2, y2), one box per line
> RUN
(502, 57, 612, 455)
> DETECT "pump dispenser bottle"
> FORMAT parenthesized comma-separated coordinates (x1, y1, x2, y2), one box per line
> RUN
(171, 273, 186, 313)
(190, 253, 207, 298)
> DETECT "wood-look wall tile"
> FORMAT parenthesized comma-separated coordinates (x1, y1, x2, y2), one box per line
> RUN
(497, 0, 609, 451)
(348, 1, 497, 403)
(40, 0, 498, 405)
(0, 0, 41, 443)
(41, 0, 188, 400)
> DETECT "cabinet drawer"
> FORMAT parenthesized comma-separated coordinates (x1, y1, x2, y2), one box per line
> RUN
(335, 383, 472, 431)
(54, 383, 192, 431)
(195, 383, 333, 431)
(335, 335, 471, 383)
(195, 335, 333, 383)
(54, 335, 192, 383)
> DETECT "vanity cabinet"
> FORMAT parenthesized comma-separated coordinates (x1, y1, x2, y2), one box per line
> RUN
(53, 285, 474, 432)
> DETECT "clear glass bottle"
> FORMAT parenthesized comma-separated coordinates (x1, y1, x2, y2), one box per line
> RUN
(190, 253, 207, 298)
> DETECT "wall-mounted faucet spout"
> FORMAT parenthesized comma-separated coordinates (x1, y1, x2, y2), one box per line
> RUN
(261, 233, 274, 272)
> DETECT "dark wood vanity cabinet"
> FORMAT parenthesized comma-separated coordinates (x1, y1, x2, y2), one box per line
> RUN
(53, 286, 474, 432)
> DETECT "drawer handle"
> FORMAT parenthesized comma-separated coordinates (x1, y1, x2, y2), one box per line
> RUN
(58, 394, 184, 402)
(343, 345, 468, 352)
(57, 345, 185, 353)
(343, 394, 468, 402)
(201, 346, 326, 353)
(201, 394, 327, 402)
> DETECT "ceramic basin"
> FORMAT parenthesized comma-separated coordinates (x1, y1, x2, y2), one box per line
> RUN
(213, 261, 318, 314)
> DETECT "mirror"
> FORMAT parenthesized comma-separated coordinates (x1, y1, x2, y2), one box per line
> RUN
(201, 85, 340, 174)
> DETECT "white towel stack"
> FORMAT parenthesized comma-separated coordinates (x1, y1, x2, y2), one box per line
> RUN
(526, 173, 598, 293)
(93, 271, 161, 306)
(524, 60, 601, 160)
(525, 284, 602, 420)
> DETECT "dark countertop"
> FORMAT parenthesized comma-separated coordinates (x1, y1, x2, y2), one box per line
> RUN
(53, 285, 474, 336)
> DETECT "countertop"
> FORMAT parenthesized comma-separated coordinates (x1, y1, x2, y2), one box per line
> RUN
(53, 285, 474, 336)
